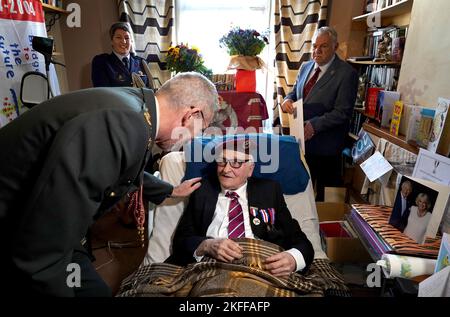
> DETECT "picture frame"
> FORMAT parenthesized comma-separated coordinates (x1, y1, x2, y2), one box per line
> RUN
(389, 175, 450, 244)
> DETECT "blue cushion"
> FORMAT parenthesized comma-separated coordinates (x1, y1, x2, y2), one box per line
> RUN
(183, 134, 310, 195)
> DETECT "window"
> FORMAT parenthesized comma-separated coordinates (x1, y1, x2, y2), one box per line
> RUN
(176, 0, 270, 73)
(176, 0, 274, 129)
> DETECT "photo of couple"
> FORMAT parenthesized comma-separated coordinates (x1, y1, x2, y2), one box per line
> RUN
(389, 176, 439, 244)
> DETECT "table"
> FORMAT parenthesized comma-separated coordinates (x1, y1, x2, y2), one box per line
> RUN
(217, 91, 269, 131)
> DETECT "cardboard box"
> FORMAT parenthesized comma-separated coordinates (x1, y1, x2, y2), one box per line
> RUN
(324, 187, 347, 203)
(317, 202, 372, 263)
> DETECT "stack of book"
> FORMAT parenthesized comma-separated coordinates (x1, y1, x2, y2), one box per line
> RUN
(346, 204, 441, 260)
(350, 109, 366, 135)
(212, 74, 235, 91)
(366, 0, 405, 13)
(363, 26, 407, 63)
(367, 66, 399, 91)
(405, 98, 449, 152)
(41, 0, 63, 8)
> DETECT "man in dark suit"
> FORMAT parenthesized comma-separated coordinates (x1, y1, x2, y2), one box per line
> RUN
(389, 180, 413, 232)
(281, 27, 358, 201)
(0, 72, 217, 296)
(92, 22, 151, 88)
(171, 138, 314, 277)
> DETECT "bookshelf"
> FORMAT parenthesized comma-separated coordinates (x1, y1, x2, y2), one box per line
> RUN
(42, 3, 69, 14)
(347, 60, 401, 66)
(363, 122, 419, 154)
(348, 0, 414, 138)
(352, 0, 414, 23)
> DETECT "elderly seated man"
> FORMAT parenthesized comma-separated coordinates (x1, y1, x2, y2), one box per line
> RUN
(118, 136, 348, 297)
(169, 137, 314, 276)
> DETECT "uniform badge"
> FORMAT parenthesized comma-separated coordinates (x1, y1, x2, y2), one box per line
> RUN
(253, 218, 261, 226)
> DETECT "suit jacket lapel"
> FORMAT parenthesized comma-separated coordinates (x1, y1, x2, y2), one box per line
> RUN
(247, 178, 266, 238)
(110, 52, 129, 74)
(305, 55, 339, 102)
(203, 179, 220, 230)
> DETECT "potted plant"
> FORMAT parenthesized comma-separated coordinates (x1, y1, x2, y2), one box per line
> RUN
(165, 43, 212, 79)
(219, 27, 269, 92)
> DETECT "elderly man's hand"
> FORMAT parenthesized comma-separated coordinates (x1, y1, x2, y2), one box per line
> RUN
(281, 99, 295, 114)
(170, 177, 202, 198)
(264, 252, 296, 277)
(304, 121, 315, 141)
(197, 238, 243, 263)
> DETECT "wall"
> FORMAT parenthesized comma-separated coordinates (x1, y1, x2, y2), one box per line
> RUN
(61, 0, 118, 91)
(47, 15, 69, 94)
(398, 0, 450, 107)
(328, 0, 366, 60)
(397, 0, 450, 155)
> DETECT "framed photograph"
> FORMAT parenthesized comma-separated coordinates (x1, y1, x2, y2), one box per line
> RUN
(389, 175, 450, 244)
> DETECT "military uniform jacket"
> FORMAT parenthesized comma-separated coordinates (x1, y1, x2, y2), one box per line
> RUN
(0, 87, 172, 295)
(91, 53, 150, 88)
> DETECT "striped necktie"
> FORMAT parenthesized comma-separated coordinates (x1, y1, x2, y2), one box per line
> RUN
(226, 191, 245, 239)
(303, 67, 321, 99)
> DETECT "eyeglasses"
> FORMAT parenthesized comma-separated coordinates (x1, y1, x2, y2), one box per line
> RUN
(216, 160, 249, 169)
(190, 107, 208, 131)
(198, 110, 207, 130)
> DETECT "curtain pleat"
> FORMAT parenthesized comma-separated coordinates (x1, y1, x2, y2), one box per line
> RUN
(118, 0, 175, 88)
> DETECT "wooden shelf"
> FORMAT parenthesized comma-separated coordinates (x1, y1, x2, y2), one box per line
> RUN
(352, 0, 413, 22)
(363, 122, 419, 154)
(347, 60, 401, 66)
(42, 3, 69, 14)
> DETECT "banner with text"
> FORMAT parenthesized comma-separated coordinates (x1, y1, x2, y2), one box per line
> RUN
(0, 0, 56, 127)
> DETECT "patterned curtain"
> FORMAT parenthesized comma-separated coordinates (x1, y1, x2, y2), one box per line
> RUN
(118, 0, 175, 88)
(273, 0, 328, 128)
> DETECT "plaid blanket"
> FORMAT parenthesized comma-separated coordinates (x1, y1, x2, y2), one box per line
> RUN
(117, 238, 349, 297)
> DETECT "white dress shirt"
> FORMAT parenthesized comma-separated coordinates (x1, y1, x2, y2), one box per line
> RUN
(153, 96, 160, 141)
(194, 182, 306, 271)
(113, 51, 130, 66)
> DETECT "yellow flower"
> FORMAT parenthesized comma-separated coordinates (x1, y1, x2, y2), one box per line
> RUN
(191, 45, 200, 53)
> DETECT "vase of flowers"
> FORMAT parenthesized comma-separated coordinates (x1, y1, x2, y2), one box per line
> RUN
(165, 43, 212, 78)
(219, 27, 269, 92)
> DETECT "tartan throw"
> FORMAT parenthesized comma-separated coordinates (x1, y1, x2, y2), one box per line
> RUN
(117, 238, 349, 297)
